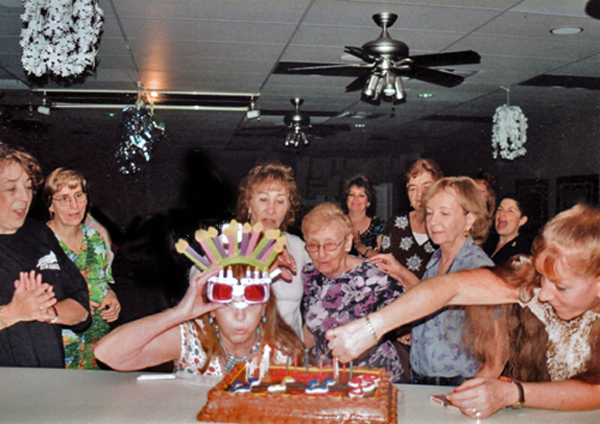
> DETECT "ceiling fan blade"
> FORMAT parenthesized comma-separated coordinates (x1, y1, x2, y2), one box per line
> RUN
(344, 46, 376, 63)
(345, 74, 369, 92)
(410, 50, 481, 67)
(404, 65, 465, 87)
(275, 61, 373, 77)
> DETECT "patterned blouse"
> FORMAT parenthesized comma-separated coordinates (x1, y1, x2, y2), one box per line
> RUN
(379, 214, 436, 280)
(175, 319, 289, 377)
(302, 261, 405, 382)
(518, 287, 600, 381)
(57, 225, 113, 370)
(350, 216, 386, 256)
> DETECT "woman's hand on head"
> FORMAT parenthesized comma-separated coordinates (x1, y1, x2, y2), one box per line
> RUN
(8, 271, 57, 323)
(325, 318, 377, 363)
(178, 266, 223, 320)
(446, 378, 514, 419)
(99, 290, 121, 323)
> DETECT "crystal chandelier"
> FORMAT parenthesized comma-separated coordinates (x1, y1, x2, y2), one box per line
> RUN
(20, 0, 104, 77)
(491, 87, 528, 160)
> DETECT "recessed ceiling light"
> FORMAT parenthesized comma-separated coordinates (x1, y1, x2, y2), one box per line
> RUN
(418, 93, 434, 99)
(550, 26, 583, 35)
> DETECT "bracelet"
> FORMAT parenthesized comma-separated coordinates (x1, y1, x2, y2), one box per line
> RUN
(364, 315, 378, 344)
(500, 377, 525, 409)
(0, 305, 13, 329)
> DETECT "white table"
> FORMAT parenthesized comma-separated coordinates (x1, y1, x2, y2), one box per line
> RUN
(1, 367, 599, 423)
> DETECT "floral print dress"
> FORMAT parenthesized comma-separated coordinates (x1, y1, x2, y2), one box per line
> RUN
(57, 225, 113, 369)
(303, 261, 405, 382)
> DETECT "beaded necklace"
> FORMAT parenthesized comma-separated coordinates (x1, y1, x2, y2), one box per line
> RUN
(216, 326, 262, 372)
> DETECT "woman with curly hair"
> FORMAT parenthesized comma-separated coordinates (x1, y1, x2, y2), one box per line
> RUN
(236, 163, 310, 339)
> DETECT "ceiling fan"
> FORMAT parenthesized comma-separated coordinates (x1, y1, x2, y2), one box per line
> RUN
(236, 98, 351, 147)
(275, 12, 481, 103)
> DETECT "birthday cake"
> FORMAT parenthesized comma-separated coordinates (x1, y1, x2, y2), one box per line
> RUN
(197, 363, 398, 424)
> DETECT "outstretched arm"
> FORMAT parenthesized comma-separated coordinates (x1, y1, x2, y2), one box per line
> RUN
(326, 267, 518, 362)
(94, 266, 222, 371)
(448, 377, 600, 419)
(369, 253, 420, 289)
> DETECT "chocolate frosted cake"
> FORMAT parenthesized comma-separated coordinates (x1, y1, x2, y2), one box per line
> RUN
(198, 363, 398, 424)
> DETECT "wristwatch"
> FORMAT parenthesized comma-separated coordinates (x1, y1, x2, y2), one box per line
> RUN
(511, 380, 525, 409)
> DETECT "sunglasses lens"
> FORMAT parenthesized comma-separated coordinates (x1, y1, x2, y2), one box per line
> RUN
(244, 284, 267, 302)
(211, 283, 233, 302)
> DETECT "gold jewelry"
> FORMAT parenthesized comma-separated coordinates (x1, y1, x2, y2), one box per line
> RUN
(0, 305, 13, 329)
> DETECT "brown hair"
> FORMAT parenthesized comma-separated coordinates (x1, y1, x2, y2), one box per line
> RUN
(302, 202, 354, 240)
(473, 170, 497, 217)
(43, 167, 89, 208)
(195, 265, 305, 372)
(466, 204, 600, 383)
(236, 163, 300, 232)
(341, 175, 377, 217)
(405, 158, 443, 185)
(0, 143, 43, 193)
(422, 176, 490, 244)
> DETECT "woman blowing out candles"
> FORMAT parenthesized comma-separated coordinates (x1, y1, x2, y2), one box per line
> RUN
(327, 203, 600, 418)
(95, 226, 304, 375)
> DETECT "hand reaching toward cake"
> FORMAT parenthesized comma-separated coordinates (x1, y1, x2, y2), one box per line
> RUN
(325, 315, 379, 363)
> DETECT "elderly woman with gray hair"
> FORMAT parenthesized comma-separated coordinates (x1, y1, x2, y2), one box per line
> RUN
(301, 202, 405, 382)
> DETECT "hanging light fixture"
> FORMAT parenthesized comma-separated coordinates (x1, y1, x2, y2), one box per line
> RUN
(20, 0, 104, 77)
(284, 124, 309, 147)
(362, 69, 406, 102)
(491, 86, 528, 160)
(115, 83, 166, 174)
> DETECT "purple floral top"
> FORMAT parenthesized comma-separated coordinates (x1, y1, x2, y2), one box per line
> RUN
(303, 261, 405, 382)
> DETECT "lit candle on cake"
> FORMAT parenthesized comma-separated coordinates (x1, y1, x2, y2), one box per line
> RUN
(259, 345, 271, 381)
(175, 240, 209, 271)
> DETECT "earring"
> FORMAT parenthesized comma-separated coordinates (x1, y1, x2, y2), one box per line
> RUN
(262, 316, 267, 323)
(208, 316, 214, 324)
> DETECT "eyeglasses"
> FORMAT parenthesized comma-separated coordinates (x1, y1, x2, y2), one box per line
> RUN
(206, 270, 271, 305)
(305, 239, 345, 253)
(53, 191, 87, 207)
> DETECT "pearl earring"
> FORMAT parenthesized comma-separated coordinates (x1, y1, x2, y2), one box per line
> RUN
(208, 316, 214, 324)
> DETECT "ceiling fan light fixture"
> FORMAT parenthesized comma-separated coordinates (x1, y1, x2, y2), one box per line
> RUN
(394, 78, 406, 101)
(382, 72, 396, 97)
(363, 74, 380, 98)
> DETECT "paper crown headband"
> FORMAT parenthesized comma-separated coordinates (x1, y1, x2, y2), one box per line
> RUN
(175, 220, 287, 272)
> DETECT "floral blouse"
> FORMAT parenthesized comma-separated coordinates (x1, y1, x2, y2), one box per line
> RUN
(57, 225, 113, 370)
(302, 261, 405, 382)
(379, 214, 436, 280)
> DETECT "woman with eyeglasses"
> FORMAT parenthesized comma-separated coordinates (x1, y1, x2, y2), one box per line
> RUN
(95, 256, 305, 375)
(301, 202, 405, 382)
(45, 168, 121, 369)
